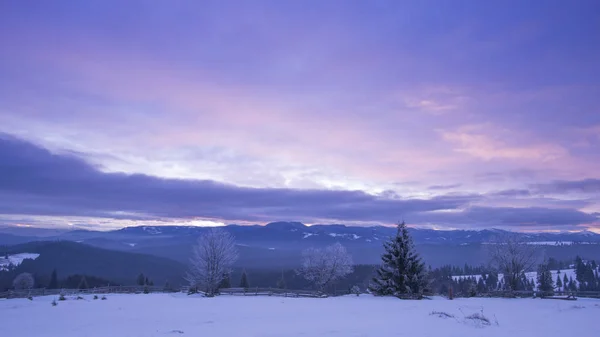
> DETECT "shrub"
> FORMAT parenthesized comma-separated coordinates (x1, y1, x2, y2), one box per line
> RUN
(76, 296, 84, 300)
(464, 313, 490, 325)
(58, 294, 66, 301)
(27, 296, 33, 301)
(350, 285, 361, 296)
(93, 295, 99, 300)
(101, 295, 107, 300)
(430, 311, 454, 319)
(51, 299, 58, 307)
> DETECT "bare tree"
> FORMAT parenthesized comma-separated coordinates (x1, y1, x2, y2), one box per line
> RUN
(185, 228, 238, 296)
(13, 272, 34, 290)
(488, 233, 540, 291)
(298, 242, 354, 292)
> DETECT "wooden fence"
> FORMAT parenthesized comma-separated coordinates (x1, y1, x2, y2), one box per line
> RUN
(0, 285, 178, 299)
(2, 286, 599, 300)
(217, 287, 324, 298)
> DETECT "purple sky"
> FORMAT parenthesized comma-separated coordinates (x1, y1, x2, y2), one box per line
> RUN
(1, 1, 599, 231)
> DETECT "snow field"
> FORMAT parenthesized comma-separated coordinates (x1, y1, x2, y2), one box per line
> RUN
(0, 253, 40, 271)
(0, 293, 597, 337)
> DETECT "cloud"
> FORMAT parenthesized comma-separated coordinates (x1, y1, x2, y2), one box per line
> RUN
(0, 134, 597, 230)
(427, 184, 462, 190)
(413, 206, 598, 230)
(0, 133, 472, 224)
(487, 189, 531, 197)
(532, 179, 600, 194)
(440, 125, 568, 161)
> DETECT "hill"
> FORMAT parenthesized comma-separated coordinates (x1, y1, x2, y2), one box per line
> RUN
(0, 241, 186, 290)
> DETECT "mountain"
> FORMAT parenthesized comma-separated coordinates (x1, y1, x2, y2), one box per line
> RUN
(1, 222, 599, 268)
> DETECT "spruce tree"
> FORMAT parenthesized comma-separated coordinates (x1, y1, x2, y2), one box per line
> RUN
(563, 274, 569, 288)
(556, 274, 563, 291)
(369, 221, 427, 297)
(137, 273, 145, 286)
(276, 270, 286, 289)
(575, 256, 585, 283)
(219, 273, 231, 289)
(239, 270, 249, 289)
(536, 263, 554, 296)
(48, 269, 58, 289)
(78, 275, 89, 289)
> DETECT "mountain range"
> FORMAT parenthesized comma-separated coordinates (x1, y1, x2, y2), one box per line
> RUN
(2, 222, 600, 268)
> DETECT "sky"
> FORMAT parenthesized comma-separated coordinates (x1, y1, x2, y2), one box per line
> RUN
(0, 0, 599, 231)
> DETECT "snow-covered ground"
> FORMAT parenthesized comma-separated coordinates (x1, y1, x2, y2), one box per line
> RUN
(0, 253, 39, 271)
(0, 294, 597, 337)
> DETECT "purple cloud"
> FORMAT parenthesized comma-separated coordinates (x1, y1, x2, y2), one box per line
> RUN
(0, 134, 598, 230)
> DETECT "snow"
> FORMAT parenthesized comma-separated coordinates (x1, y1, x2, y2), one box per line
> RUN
(0, 294, 597, 337)
(303, 233, 314, 239)
(127, 243, 137, 247)
(525, 241, 586, 246)
(0, 253, 40, 271)
(142, 226, 162, 235)
(327, 233, 361, 240)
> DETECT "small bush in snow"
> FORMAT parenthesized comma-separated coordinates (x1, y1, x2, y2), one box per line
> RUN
(58, 294, 66, 301)
(350, 286, 361, 296)
(93, 295, 99, 300)
(464, 312, 491, 325)
(430, 311, 454, 319)
(51, 299, 57, 306)
(101, 295, 107, 300)
(76, 295, 84, 300)
(27, 296, 33, 301)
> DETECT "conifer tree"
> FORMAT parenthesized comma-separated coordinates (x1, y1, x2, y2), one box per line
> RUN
(369, 221, 427, 297)
(568, 277, 577, 291)
(219, 273, 231, 289)
(536, 263, 554, 296)
(137, 273, 145, 286)
(575, 256, 585, 283)
(563, 274, 569, 288)
(556, 274, 563, 291)
(78, 275, 89, 290)
(276, 270, 286, 289)
(239, 270, 249, 289)
(48, 269, 59, 289)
